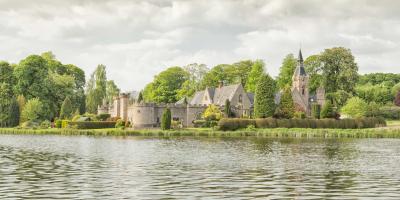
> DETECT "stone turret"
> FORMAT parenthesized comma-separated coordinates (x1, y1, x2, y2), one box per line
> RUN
(292, 49, 310, 113)
(119, 93, 129, 121)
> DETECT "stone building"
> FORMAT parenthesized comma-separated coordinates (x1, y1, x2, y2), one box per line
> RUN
(98, 84, 254, 128)
(98, 49, 325, 127)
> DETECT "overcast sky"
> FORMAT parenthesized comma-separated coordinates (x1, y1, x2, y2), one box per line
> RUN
(0, 0, 399, 91)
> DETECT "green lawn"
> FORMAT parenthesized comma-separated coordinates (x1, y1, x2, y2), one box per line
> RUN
(387, 120, 400, 127)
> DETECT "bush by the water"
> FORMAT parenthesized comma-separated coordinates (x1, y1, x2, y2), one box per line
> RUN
(218, 117, 386, 131)
(115, 119, 125, 128)
(68, 121, 117, 129)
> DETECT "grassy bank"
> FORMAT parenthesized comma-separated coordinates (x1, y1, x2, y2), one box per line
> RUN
(1, 126, 400, 138)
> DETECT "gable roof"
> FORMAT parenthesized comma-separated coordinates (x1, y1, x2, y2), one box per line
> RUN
(189, 83, 245, 105)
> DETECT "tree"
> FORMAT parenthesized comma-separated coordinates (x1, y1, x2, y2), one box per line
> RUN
(161, 108, 171, 130)
(320, 101, 335, 119)
(341, 97, 368, 118)
(60, 97, 73, 119)
(179, 63, 209, 97)
(277, 54, 297, 89)
(106, 80, 120, 104)
(254, 74, 276, 118)
(0, 61, 14, 84)
(137, 91, 143, 103)
(320, 47, 358, 94)
(0, 83, 14, 127)
(9, 98, 20, 127)
(143, 67, 189, 103)
(392, 82, 400, 97)
(246, 60, 265, 93)
(17, 95, 26, 123)
(224, 99, 232, 118)
(276, 87, 295, 119)
(311, 103, 321, 119)
(86, 64, 107, 113)
(304, 55, 323, 93)
(202, 104, 223, 121)
(21, 98, 44, 122)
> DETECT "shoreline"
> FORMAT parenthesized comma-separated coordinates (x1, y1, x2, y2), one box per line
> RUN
(1, 127, 400, 138)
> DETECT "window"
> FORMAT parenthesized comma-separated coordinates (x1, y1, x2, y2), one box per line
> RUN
(302, 86, 305, 95)
(238, 94, 242, 103)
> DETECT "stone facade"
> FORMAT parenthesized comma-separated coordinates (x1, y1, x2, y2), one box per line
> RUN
(98, 84, 253, 128)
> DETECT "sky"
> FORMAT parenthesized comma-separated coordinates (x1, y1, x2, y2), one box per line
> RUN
(0, 0, 399, 91)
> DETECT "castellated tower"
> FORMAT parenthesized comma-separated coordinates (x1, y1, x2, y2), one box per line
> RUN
(119, 93, 129, 121)
(291, 49, 310, 113)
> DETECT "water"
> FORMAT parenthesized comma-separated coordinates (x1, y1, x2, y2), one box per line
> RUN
(0, 135, 399, 199)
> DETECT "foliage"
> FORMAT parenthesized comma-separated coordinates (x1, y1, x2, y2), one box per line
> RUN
(304, 55, 323, 93)
(137, 91, 143, 103)
(161, 108, 172, 130)
(0, 61, 14, 84)
(68, 121, 117, 129)
(97, 114, 111, 121)
(320, 101, 336, 119)
(55, 120, 62, 128)
(218, 117, 386, 131)
(20, 120, 40, 129)
(143, 67, 189, 103)
(106, 80, 120, 104)
(277, 54, 297, 89)
(86, 64, 107, 113)
(392, 83, 400, 97)
(177, 63, 209, 98)
(311, 103, 321, 119)
(0, 83, 19, 127)
(395, 92, 400, 107)
(115, 119, 125, 128)
(224, 99, 232, 118)
(40, 120, 51, 129)
(276, 87, 295, 119)
(356, 83, 392, 105)
(341, 97, 368, 118)
(60, 97, 74, 119)
(320, 47, 358, 94)
(358, 73, 400, 88)
(61, 120, 69, 128)
(245, 60, 265, 93)
(294, 112, 306, 119)
(21, 98, 44, 122)
(202, 104, 223, 121)
(372, 106, 400, 119)
(17, 95, 26, 124)
(254, 74, 276, 118)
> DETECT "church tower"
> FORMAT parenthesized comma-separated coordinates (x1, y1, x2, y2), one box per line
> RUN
(291, 49, 310, 113)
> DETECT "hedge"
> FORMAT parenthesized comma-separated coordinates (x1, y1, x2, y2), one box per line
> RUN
(218, 117, 386, 131)
(68, 121, 117, 129)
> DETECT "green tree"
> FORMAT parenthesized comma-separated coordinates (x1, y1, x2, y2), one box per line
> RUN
(320, 47, 358, 94)
(311, 103, 321, 119)
(276, 87, 295, 119)
(106, 80, 120, 104)
(21, 98, 44, 122)
(178, 63, 209, 97)
(341, 97, 368, 118)
(224, 99, 232, 118)
(304, 55, 323, 93)
(254, 74, 276, 118)
(277, 54, 297, 89)
(17, 95, 26, 123)
(9, 98, 20, 127)
(60, 97, 73, 119)
(320, 101, 335, 119)
(86, 64, 107, 113)
(143, 67, 189, 103)
(246, 60, 265, 93)
(0, 82, 14, 127)
(0, 61, 14, 85)
(161, 108, 171, 130)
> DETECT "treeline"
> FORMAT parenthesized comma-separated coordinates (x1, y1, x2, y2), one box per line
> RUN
(0, 52, 120, 128)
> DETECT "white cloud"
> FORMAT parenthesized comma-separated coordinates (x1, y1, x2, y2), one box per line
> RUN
(0, 0, 399, 91)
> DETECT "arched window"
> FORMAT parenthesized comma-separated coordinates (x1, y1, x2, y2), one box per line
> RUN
(302, 86, 305, 95)
(238, 94, 242, 103)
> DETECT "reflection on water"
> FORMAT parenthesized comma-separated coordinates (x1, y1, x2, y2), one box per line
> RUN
(0, 135, 399, 199)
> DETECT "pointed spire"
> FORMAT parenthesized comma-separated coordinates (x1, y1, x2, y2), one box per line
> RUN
(298, 49, 303, 62)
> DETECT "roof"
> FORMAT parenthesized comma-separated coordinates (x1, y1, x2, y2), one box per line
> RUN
(247, 93, 254, 105)
(293, 49, 307, 77)
(189, 84, 242, 106)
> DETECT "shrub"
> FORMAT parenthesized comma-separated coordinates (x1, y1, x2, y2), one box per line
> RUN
(246, 124, 256, 131)
(254, 74, 276, 118)
(61, 120, 69, 128)
(68, 121, 117, 129)
(321, 101, 335, 119)
(97, 114, 111, 121)
(375, 106, 400, 119)
(341, 97, 368, 118)
(59, 97, 73, 120)
(55, 120, 62, 128)
(115, 119, 125, 128)
(71, 115, 81, 122)
(312, 103, 321, 119)
(161, 108, 171, 130)
(193, 120, 207, 128)
(21, 98, 44, 122)
(171, 120, 183, 130)
(294, 111, 306, 119)
(40, 120, 51, 129)
(21, 120, 40, 129)
(218, 117, 385, 131)
(202, 104, 223, 121)
(277, 87, 295, 119)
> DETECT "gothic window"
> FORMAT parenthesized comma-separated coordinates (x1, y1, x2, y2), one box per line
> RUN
(302, 86, 305, 95)
(239, 94, 242, 103)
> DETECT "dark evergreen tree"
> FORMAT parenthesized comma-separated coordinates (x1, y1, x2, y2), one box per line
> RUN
(137, 91, 143, 103)
(9, 98, 20, 127)
(224, 99, 232, 118)
(59, 97, 73, 119)
(277, 87, 295, 119)
(254, 74, 276, 118)
(321, 100, 335, 119)
(161, 108, 171, 130)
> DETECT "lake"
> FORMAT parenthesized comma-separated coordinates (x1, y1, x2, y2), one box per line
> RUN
(0, 134, 399, 199)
